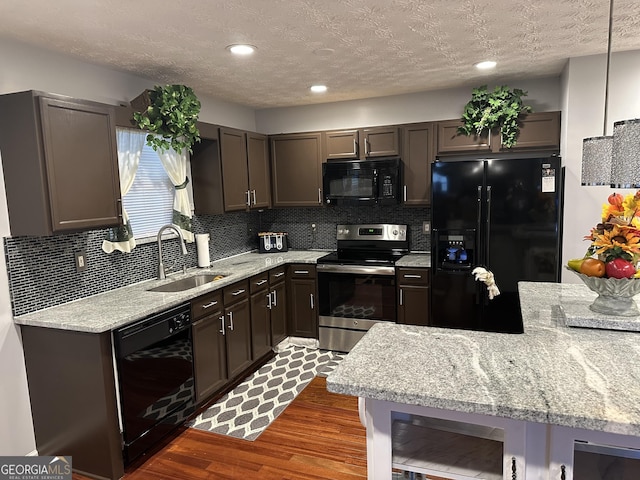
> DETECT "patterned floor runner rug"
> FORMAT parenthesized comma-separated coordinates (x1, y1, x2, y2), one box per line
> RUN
(188, 346, 344, 441)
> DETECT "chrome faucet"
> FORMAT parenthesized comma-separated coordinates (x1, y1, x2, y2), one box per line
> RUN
(157, 224, 188, 279)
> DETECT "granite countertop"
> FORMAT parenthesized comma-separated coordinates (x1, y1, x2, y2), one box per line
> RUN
(14, 250, 328, 333)
(396, 252, 430, 268)
(327, 281, 640, 436)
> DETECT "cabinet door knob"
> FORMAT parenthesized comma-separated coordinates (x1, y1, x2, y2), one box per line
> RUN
(267, 292, 272, 309)
(252, 189, 257, 205)
(294, 270, 309, 275)
(272, 290, 277, 307)
(404, 274, 422, 279)
(274, 272, 285, 278)
(219, 316, 225, 335)
(232, 289, 246, 296)
(310, 293, 314, 310)
(256, 279, 267, 286)
(399, 288, 403, 306)
(227, 311, 234, 331)
(318, 188, 322, 204)
(202, 300, 218, 309)
(246, 190, 251, 206)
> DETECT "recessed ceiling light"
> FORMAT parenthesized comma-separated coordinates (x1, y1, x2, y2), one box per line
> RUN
(313, 48, 335, 57)
(227, 44, 256, 55)
(310, 85, 328, 93)
(475, 60, 497, 70)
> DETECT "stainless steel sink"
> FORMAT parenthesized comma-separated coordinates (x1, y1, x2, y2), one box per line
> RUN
(147, 273, 226, 292)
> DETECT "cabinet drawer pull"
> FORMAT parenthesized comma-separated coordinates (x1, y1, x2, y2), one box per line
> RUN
(273, 272, 285, 278)
(403, 274, 422, 279)
(294, 270, 309, 274)
(310, 293, 314, 310)
(252, 189, 257, 205)
(201, 300, 218, 309)
(255, 279, 268, 286)
(231, 289, 246, 296)
(318, 188, 322, 204)
(245, 190, 251, 206)
(364, 137, 369, 156)
(227, 311, 234, 331)
(399, 288, 403, 306)
(272, 290, 277, 307)
(219, 316, 225, 336)
(267, 292, 272, 309)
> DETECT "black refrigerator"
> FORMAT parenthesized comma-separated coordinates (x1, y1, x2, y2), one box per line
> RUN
(430, 156, 563, 333)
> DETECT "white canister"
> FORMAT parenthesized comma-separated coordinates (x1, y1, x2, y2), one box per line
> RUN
(195, 233, 211, 267)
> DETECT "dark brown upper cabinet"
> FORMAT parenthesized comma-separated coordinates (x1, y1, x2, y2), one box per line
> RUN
(436, 119, 492, 155)
(0, 91, 122, 236)
(219, 127, 271, 212)
(436, 111, 561, 156)
(494, 111, 561, 152)
(246, 132, 271, 209)
(191, 122, 224, 215)
(270, 132, 323, 207)
(401, 123, 434, 206)
(324, 126, 400, 160)
(219, 127, 250, 211)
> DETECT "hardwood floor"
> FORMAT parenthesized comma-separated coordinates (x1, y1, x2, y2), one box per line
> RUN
(73, 376, 367, 480)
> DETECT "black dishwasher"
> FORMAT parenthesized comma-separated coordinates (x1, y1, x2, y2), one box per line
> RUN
(114, 303, 195, 464)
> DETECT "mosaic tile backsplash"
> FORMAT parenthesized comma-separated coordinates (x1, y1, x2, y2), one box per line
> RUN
(5, 206, 430, 316)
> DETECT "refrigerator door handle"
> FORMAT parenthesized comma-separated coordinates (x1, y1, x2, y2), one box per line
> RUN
(477, 186, 482, 264)
(486, 185, 492, 268)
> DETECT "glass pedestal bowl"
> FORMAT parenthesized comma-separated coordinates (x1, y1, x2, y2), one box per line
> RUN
(568, 268, 640, 316)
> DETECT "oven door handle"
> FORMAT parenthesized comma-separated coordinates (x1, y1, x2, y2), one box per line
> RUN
(316, 264, 396, 276)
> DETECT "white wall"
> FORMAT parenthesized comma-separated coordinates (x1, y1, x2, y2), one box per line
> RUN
(0, 37, 257, 131)
(255, 76, 561, 134)
(560, 51, 640, 282)
(0, 150, 35, 455)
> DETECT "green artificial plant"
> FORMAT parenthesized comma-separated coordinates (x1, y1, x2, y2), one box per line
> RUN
(457, 85, 533, 148)
(132, 84, 201, 154)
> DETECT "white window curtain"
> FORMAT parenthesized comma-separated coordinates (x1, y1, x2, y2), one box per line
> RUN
(157, 146, 194, 243)
(102, 128, 146, 253)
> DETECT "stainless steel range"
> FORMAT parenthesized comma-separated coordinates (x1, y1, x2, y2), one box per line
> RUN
(317, 223, 409, 352)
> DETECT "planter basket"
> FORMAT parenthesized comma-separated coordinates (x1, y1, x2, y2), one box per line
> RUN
(130, 89, 152, 113)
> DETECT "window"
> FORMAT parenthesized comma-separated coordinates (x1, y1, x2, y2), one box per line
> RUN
(121, 142, 193, 241)
(122, 143, 173, 239)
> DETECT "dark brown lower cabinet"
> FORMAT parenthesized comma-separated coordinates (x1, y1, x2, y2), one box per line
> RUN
(270, 280, 287, 345)
(192, 298, 227, 404)
(250, 273, 272, 360)
(249, 266, 288, 354)
(192, 281, 252, 405)
(287, 265, 318, 338)
(20, 326, 124, 480)
(223, 281, 253, 380)
(397, 268, 430, 326)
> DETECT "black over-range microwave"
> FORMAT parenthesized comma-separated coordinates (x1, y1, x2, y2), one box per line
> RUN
(322, 157, 402, 206)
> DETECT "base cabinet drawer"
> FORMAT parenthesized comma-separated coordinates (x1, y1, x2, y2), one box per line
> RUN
(397, 268, 430, 326)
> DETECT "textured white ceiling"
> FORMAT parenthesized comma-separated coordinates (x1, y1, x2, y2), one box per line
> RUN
(1, 0, 640, 109)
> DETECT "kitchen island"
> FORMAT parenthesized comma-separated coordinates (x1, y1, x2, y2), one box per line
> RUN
(326, 281, 640, 479)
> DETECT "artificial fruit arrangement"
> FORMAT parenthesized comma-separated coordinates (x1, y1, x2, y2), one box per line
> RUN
(567, 191, 640, 279)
